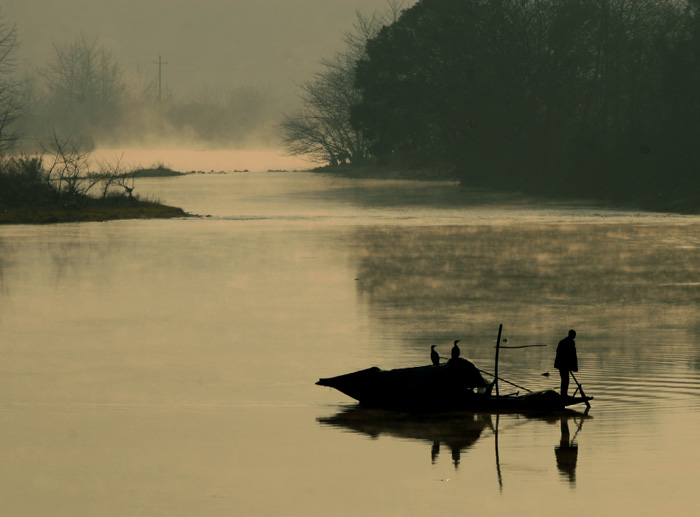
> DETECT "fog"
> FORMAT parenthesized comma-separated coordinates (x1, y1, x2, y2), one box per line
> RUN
(5, 0, 401, 102)
(3, 1, 415, 157)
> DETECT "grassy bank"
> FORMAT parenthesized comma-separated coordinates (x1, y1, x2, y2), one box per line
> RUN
(0, 197, 189, 225)
(129, 165, 184, 178)
(1, 145, 191, 225)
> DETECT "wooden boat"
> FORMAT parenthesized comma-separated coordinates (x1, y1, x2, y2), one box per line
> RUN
(316, 357, 593, 412)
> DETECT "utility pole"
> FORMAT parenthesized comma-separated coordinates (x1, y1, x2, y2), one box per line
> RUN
(153, 55, 168, 103)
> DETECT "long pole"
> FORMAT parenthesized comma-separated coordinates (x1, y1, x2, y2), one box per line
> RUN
(570, 371, 591, 408)
(478, 369, 532, 393)
(494, 413, 503, 492)
(497, 345, 547, 349)
(494, 324, 503, 398)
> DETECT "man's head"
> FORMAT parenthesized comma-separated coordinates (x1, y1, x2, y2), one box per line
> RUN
(568, 329, 576, 338)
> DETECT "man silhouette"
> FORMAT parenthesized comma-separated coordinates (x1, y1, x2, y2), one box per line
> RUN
(554, 330, 578, 397)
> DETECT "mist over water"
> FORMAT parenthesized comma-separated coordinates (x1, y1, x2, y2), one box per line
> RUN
(91, 148, 311, 173)
(1, 172, 699, 515)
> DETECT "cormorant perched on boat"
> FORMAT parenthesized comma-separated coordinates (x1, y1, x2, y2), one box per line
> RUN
(451, 340, 461, 360)
(430, 345, 440, 366)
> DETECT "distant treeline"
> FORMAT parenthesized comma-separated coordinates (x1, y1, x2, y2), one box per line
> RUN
(0, 14, 278, 152)
(20, 34, 276, 149)
(352, 0, 700, 207)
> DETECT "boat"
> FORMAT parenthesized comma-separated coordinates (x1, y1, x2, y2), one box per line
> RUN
(316, 357, 593, 412)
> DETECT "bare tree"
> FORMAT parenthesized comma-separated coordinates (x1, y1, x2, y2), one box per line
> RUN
(93, 153, 139, 201)
(41, 131, 102, 206)
(95, 152, 127, 199)
(279, 3, 404, 165)
(41, 34, 127, 137)
(0, 9, 22, 154)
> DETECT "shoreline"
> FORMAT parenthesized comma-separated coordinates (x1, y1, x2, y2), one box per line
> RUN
(0, 199, 190, 225)
(310, 163, 457, 181)
(3, 164, 698, 224)
(312, 164, 700, 215)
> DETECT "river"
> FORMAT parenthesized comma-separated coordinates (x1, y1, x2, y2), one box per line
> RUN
(1, 170, 699, 515)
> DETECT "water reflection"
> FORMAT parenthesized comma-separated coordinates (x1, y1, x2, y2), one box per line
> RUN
(0, 237, 8, 294)
(0, 228, 122, 294)
(555, 415, 585, 486)
(319, 407, 490, 469)
(304, 179, 537, 210)
(320, 405, 591, 491)
(319, 405, 590, 479)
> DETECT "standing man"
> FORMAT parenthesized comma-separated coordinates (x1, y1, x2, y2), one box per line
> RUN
(554, 330, 578, 397)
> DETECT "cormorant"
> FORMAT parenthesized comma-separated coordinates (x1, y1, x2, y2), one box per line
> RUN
(430, 345, 440, 366)
(451, 340, 461, 360)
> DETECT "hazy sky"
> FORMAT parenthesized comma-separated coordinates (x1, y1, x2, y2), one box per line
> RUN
(3, 0, 413, 103)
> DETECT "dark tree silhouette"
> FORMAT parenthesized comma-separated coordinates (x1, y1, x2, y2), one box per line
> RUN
(279, 4, 403, 166)
(351, 0, 700, 208)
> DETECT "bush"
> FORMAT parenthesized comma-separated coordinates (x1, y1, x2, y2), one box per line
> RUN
(0, 156, 52, 207)
(1, 134, 137, 209)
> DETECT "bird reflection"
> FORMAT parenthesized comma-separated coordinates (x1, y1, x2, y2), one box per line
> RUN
(318, 406, 489, 469)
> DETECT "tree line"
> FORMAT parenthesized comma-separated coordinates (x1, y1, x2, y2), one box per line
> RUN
(282, 0, 700, 209)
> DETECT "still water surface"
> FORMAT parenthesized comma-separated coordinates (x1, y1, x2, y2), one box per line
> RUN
(1, 172, 700, 515)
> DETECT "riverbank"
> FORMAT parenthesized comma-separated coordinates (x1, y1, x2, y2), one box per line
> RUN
(311, 163, 457, 181)
(313, 163, 700, 215)
(0, 198, 190, 225)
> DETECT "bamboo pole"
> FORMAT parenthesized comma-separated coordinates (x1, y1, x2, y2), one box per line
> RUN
(496, 344, 547, 349)
(478, 369, 532, 393)
(570, 371, 591, 408)
(494, 324, 503, 398)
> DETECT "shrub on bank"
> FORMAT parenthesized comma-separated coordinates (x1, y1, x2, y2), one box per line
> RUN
(0, 137, 188, 223)
(0, 156, 53, 208)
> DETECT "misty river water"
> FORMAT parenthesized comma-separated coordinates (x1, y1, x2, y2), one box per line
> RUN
(1, 170, 700, 515)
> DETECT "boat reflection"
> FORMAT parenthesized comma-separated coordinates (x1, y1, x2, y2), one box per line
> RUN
(319, 406, 590, 483)
(318, 406, 491, 468)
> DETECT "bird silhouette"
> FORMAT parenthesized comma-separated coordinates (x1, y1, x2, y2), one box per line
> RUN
(451, 340, 461, 360)
(431, 345, 440, 366)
